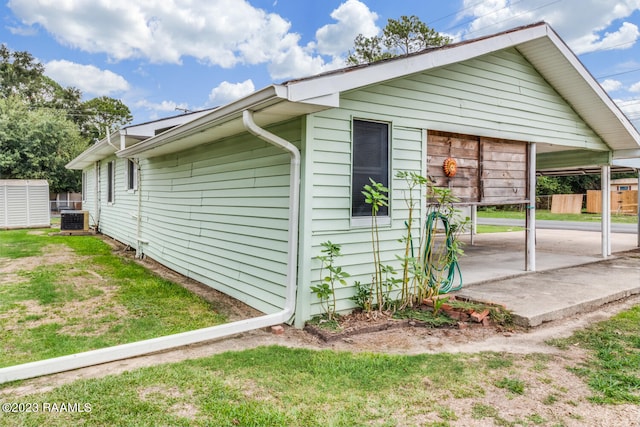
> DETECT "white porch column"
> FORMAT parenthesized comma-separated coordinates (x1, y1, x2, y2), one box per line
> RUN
(470, 204, 477, 246)
(601, 165, 611, 257)
(526, 142, 536, 271)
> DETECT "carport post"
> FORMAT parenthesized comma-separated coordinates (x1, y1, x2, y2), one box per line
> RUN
(526, 141, 536, 271)
(637, 170, 640, 247)
(601, 165, 611, 257)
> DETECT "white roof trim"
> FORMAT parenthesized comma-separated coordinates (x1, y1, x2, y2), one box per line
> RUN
(287, 24, 551, 102)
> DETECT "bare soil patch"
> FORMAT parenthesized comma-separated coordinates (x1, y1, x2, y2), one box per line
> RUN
(0, 244, 129, 337)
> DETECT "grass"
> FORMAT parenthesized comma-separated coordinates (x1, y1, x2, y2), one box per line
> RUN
(495, 377, 525, 395)
(0, 302, 638, 425)
(478, 208, 638, 224)
(0, 346, 522, 426)
(476, 224, 525, 233)
(0, 228, 227, 367)
(547, 305, 640, 404)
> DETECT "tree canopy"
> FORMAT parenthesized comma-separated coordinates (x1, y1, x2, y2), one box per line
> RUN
(347, 15, 451, 65)
(0, 44, 134, 192)
(0, 96, 86, 192)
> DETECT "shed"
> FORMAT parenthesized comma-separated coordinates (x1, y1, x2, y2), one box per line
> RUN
(0, 180, 51, 229)
(67, 22, 640, 327)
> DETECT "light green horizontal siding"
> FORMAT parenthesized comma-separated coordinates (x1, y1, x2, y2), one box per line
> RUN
(97, 156, 139, 248)
(136, 120, 300, 314)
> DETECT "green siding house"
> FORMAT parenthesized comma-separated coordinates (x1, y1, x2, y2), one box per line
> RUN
(67, 22, 640, 327)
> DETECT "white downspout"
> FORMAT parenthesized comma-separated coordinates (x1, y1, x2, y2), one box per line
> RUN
(242, 109, 300, 314)
(0, 110, 301, 384)
(135, 159, 144, 259)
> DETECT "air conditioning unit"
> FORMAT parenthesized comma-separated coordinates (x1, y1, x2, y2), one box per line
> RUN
(60, 210, 89, 232)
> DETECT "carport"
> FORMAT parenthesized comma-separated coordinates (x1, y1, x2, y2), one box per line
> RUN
(456, 227, 640, 327)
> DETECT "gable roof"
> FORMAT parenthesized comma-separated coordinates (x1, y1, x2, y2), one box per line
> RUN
(89, 22, 640, 164)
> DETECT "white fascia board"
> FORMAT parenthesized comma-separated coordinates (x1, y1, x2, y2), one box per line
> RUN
(613, 158, 640, 169)
(286, 24, 550, 103)
(613, 149, 640, 160)
(118, 85, 289, 158)
(65, 131, 121, 170)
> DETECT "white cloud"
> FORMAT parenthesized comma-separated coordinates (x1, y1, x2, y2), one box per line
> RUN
(572, 21, 640, 54)
(8, 0, 380, 82)
(628, 81, 640, 92)
(315, 0, 379, 57)
(134, 99, 189, 112)
(44, 60, 130, 95)
(8, 0, 310, 72)
(208, 80, 255, 105)
(600, 78, 623, 92)
(458, 0, 640, 54)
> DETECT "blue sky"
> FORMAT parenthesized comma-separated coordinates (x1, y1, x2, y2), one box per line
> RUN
(3, 0, 640, 127)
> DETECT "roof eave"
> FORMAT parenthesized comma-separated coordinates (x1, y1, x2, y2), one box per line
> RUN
(118, 84, 338, 159)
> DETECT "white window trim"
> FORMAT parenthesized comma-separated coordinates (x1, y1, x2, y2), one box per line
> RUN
(126, 159, 138, 192)
(350, 216, 392, 228)
(350, 117, 392, 228)
(107, 160, 115, 205)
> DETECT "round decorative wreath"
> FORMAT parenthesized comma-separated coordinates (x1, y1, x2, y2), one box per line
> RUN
(443, 157, 457, 177)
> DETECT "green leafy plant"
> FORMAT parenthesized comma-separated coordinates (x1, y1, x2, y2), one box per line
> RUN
(362, 178, 390, 313)
(310, 241, 350, 321)
(396, 171, 428, 309)
(350, 280, 372, 312)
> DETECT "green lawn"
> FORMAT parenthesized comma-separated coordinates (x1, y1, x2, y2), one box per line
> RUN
(1, 302, 638, 426)
(0, 229, 227, 367)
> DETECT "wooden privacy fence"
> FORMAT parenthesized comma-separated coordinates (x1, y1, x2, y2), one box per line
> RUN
(586, 190, 638, 214)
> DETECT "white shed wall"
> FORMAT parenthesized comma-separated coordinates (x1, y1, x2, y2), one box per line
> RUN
(0, 180, 50, 229)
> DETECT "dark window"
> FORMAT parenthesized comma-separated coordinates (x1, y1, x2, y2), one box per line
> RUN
(127, 159, 137, 190)
(107, 161, 115, 203)
(351, 120, 389, 217)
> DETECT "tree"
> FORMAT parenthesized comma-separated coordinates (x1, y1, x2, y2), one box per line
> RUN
(347, 15, 451, 65)
(81, 96, 133, 141)
(0, 44, 49, 103)
(0, 45, 133, 141)
(0, 45, 134, 191)
(0, 96, 85, 192)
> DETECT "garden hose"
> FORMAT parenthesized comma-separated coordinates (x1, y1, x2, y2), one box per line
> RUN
(423, 211, 463, 293)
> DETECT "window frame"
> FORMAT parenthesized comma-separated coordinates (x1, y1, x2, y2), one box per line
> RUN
(81, 171, 87, 202)
(107, 160, 115, 204)
(350, 118, 391, 228)
(126, 159, 138, 191)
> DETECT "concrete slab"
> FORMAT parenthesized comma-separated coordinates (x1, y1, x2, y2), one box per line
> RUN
(452, 229, 640, 327)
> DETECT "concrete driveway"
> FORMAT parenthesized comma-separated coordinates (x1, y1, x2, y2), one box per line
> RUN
(453, 229, 640, 327)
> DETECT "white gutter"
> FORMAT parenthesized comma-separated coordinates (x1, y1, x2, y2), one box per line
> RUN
(0, 110, 301, 384)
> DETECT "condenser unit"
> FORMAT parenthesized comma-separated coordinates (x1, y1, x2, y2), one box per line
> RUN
(60, 210, 89, 232)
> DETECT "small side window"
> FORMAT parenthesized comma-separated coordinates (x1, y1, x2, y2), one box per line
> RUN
(127, 159, 137, 191)
(107, 161, 115, 204)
